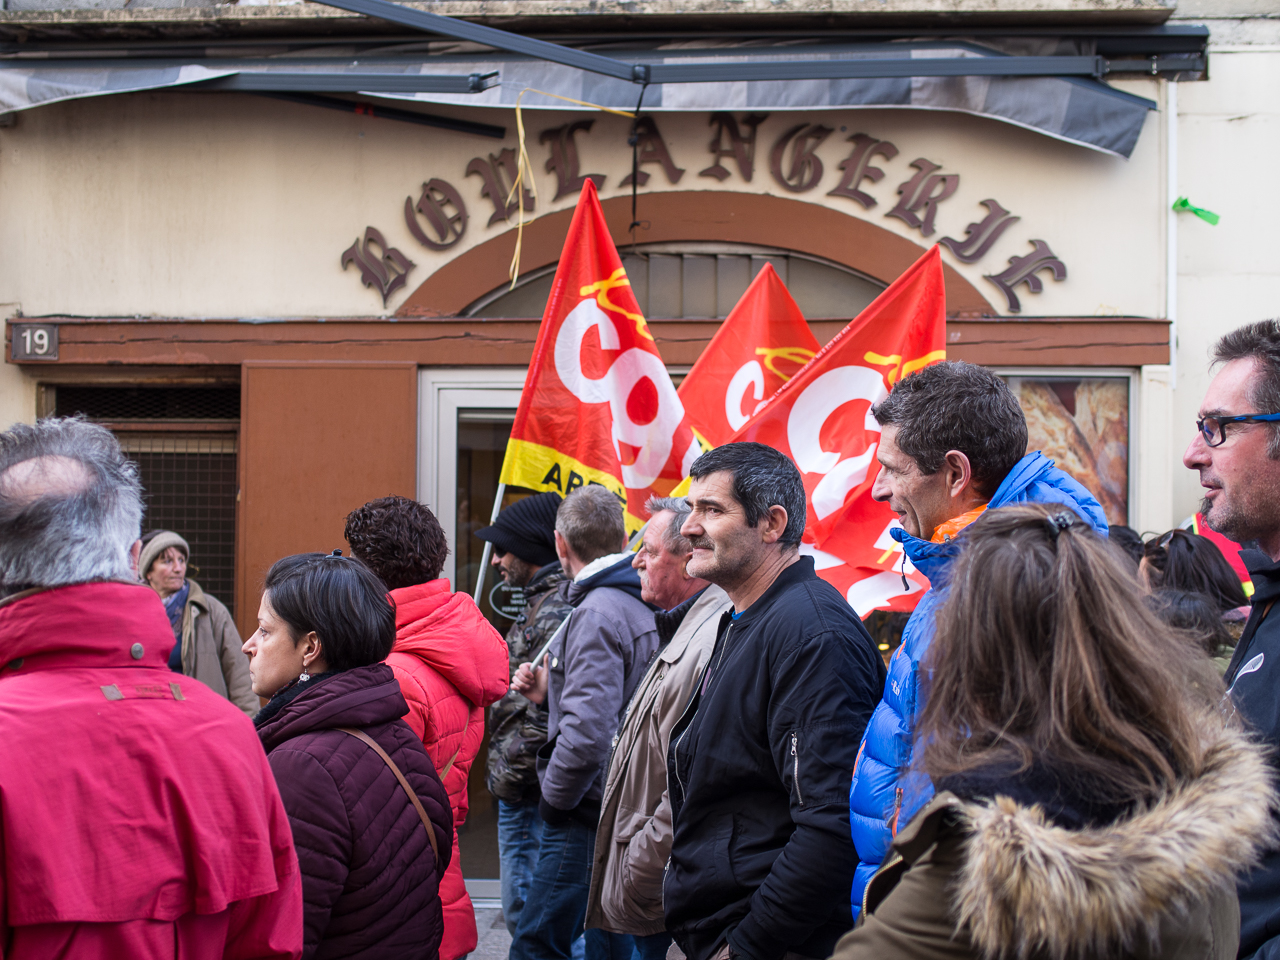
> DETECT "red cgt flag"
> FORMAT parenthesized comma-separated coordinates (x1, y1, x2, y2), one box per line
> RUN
(729, 245, 948, 615)
(677, 263, 820, 449)
(500, 180, 700, 532)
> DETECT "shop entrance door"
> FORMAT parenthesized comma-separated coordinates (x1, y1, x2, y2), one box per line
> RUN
(419, 368, 531, 902)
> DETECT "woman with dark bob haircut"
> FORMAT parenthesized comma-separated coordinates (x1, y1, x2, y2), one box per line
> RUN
(243, 552, 453, 960)
(829, 504, 1276, 960)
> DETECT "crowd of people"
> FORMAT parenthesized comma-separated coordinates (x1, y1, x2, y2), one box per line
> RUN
(1, 320, 1280, 960)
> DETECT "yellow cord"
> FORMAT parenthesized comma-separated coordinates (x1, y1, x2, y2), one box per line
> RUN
(507, 88, 637, 289)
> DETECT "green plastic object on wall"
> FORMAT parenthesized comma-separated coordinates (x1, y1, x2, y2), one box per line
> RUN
(1172, 196, 1220, 225)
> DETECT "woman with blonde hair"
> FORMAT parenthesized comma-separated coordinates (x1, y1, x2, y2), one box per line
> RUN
(830, 503, 1276, 960)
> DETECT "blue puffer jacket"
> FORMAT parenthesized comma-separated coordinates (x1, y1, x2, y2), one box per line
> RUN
(847, 452, 1108, 915)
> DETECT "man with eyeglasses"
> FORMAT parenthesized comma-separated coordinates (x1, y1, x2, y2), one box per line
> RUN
(1184, 319, 1280, 960)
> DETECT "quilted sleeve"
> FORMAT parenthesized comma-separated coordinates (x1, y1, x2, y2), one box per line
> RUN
(268, 747, 353, 959)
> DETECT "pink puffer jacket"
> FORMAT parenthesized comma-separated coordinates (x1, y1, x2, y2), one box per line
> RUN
(386, 580, 510, 960)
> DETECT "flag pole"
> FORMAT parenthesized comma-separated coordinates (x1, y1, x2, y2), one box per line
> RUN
(473, 482, 506, 606)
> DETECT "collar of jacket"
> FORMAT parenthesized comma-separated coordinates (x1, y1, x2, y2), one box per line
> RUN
(0, 581, 177, 673)
(183, 578, 210, 615)
(655, 588, 707, 644)
(886, 724, 1276, 960)
(525, 560, 567, 598)
(889, 451, 1110, 586)
(255, 662, 410, 753)
(1243, 548, 1280, 604)
(388, 578, 507, 705)
(566, 553, 647, 606)
(659, 586, 731, 665)
(727, 554, 817, 625)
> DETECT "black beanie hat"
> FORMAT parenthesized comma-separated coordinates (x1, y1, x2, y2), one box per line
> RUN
(476, 491, 562, 568)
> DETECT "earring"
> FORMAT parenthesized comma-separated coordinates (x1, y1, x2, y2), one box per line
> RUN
(299, 669, 311, 682)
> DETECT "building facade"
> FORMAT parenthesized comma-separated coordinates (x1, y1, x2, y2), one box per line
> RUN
(0, 0, 1274, 881)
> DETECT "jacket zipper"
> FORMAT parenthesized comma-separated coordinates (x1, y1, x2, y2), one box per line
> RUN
(861, 852, 903, 920)
(604, 649, 663, 787)
(708, 622, 733, 689)
(791, 731, 804, 806)
(888, 786, 904, 836)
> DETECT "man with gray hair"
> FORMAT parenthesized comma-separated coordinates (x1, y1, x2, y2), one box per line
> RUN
(0, 418, 302, 959)
(510, 484, 660, 960)
(585, 497, 730, 960)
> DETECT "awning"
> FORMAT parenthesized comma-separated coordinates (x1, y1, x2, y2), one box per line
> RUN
(363, 41, 1158, 158)
(0, 36, 1168, 157)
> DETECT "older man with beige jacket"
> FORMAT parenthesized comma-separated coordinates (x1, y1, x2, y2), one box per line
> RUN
(585, 497, 731, 960)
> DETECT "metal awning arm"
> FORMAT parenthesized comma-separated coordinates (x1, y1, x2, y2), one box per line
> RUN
(313, 0, 646, 82)
(310, 0, 1140, 86)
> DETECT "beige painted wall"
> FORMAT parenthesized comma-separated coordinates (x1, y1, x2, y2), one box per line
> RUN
(1170, 38, 1280, 528)
(0, 313, 37, 429)
(0, 83, 1164, 319)
(8, 54, 1274, 532)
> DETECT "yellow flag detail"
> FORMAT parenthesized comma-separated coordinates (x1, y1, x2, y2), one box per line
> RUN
(580, 269, 653, 341)
(864, 349, 947, 386)
(500, 438, 648, 535)
(755, 346, 817, 381)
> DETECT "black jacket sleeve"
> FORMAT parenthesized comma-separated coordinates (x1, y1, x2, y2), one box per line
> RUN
(728, 623, 883, 960)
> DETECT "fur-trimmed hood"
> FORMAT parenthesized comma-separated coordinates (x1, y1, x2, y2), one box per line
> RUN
(931, 725, 1277, 960)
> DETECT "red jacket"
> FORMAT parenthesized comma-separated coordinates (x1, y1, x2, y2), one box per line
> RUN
(0, 582, 301, 960)
(387, 580, 509, 960)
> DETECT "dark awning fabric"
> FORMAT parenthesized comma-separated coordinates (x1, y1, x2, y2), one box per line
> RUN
(0, 40, 1155, 157)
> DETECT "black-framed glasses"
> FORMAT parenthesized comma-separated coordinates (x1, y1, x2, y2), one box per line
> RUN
(1197, 412, 1280, 447)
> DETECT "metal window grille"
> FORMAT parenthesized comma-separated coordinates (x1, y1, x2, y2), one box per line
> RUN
(47, 385, 241, 616)
(121, 434, 240, 616)
(55, 386, 240, 421)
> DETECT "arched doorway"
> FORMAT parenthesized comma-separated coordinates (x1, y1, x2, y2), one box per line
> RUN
(465, 242, 887, 321)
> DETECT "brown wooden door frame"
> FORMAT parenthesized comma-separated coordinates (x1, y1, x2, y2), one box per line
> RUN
(236, 360, 417, 639)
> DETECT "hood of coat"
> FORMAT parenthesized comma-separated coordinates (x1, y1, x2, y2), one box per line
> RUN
(256, 663, 410, 753)
(931, 725, 1277, 960)
(1243, 548, 1280, 605)
(566, 553, 647, 606)
(525, 561, 568, 599)
(389, 579, 508, 705)
(891, 452, 1109, 586)
(184, 577, 211, 614)
(0, 581, 174, 671)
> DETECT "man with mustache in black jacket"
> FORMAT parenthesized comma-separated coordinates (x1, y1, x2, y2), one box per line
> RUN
(664, 443, 885, 960)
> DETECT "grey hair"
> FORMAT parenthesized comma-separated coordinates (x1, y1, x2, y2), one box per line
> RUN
(1214, 320, 1280, 459)
(555, 484, 627, 564)
(688, 442, 806, 545)
(0, 418, 143, 593)
(645, 496, 693, 553)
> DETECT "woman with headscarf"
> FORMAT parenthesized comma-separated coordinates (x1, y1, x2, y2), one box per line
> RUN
(139, 529, 255, 714)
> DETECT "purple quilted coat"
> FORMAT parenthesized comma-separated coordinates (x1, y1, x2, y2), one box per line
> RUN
(256, 663, 452, 960)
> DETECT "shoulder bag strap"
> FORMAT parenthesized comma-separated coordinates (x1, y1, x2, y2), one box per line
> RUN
(337, 726, 442, 870)
(439, 746, 463, 780)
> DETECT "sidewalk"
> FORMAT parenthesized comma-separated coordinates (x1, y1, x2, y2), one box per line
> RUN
(473, 905, 513, 960)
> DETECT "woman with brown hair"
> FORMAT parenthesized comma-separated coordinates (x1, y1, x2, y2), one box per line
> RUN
(830, 503, 1276, 960)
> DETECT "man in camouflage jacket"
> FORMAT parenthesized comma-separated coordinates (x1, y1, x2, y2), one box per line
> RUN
(477, 492, 574, 937)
